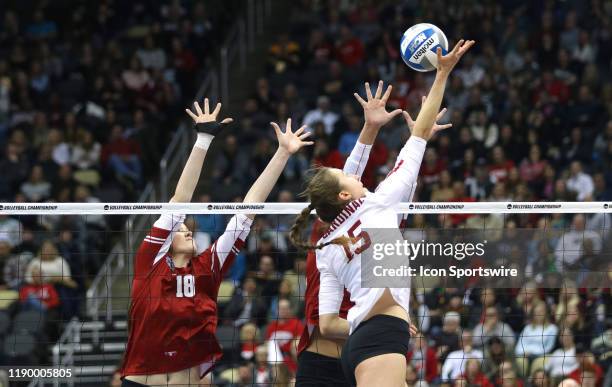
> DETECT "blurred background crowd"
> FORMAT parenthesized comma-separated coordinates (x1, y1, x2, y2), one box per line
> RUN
(0, 0, 612, 386)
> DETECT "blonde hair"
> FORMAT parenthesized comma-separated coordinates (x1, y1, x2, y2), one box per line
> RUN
(555, 279, 580, 323)
(516, 280, 542, 309)
(278, 278, 294, 297)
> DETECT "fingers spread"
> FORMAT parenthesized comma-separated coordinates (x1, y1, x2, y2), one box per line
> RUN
(212, 102, 222, 117)
(421, 95, 426, 106)
(270, 122, 282, 137)
(220, 117, 234, 124)
(365, 82, 373, 101)
(194, 101, 203, 115)
(381, 84, 393, 103)
(451, 39, 465, 55)
(295, 125, 307, 136)
(402, 110, 414, 124)
(204, 98, 210, 114)
(458, 40, 475, 57)
(298, 132, 312, 140)
(436, 107, 447, 121)
(286, 118, 292, 132)
(354, 92, 367, 107)
(185, 108, 197, 120)
(437, 123, 453, 130)
(374, 80, 383, 99)
(389, 108, 403, 118)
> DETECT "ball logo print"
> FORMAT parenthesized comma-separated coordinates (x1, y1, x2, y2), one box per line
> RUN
(407, 32, 428, 54)
(507, 203, 513, 209)
(207, 204, 213, 210)
(400, 23, 448, 72)
(104, 205, 109, 210)
(409, 204, 415, 210)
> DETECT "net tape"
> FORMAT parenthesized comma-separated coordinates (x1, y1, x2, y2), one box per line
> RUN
(0, 201, 611, 215)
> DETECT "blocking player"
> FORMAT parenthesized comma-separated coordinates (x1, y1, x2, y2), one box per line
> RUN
(119, 99, 312, 386)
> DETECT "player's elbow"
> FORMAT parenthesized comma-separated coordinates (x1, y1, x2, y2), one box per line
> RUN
(319, 321, 332, 337)
(318, 315, 336, 337)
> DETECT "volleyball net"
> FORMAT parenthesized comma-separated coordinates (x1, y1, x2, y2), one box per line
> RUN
(1, 202, 610, 386)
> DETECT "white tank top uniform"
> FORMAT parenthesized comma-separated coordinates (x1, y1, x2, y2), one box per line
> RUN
(316, 136, 427, 333)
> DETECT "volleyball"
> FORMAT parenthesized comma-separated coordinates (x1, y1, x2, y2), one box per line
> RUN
(400, 23, 449, 72)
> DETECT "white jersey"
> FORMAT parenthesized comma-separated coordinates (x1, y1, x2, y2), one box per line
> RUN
(316, 136, 427, 333)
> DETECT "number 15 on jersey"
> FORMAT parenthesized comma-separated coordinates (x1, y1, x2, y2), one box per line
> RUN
(345, 220, 372, 261)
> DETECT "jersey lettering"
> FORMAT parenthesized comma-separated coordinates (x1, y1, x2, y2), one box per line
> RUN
(176, 274, 196, 298)
(345, 220, 372, 261)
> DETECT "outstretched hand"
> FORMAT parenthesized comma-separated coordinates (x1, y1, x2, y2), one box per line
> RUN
(271, 118, 314, 155)
(436, 39, 475, 75)
(403, 95, 452, 140)
(185, 98, 234, 124)
(354, 80, 403, 128)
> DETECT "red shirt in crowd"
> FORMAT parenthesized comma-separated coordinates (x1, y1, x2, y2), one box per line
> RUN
(488, 160, 515, 183)
(336, 38, 364, 67)
(420, 159, 447, 186)
(568, 363, 604, 387)
(101, 136, 141, 165)
(19, 283, 60, 309)
(266, 317, 304, 373)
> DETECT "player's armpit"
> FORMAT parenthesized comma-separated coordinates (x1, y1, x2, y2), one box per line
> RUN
(207, 214, 253, 272)
(134, 213, 185, 276)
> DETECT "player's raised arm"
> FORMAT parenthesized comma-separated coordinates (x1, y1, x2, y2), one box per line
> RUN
(409, 39, 474, 140)
(206, 118, 313, 271)
(343, 81, 402, 177)
(373, 40, 474, 207)
(403, 95, 453, 141)
(172, 99, 233, 203)
(132, 98, 233, 275)
(242, 118, 314, 218)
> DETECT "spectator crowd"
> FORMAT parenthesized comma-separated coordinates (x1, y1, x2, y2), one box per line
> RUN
(0, 0, 241, 368)
(1, 0, 612, 386)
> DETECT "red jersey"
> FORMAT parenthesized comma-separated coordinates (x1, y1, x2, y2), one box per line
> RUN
(119, 213, 252, 378)
(266, 317, 304, 372)
(297, 219, 354, 354)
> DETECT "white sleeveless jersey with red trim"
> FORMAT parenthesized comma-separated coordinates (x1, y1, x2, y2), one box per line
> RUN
(315, 136, 426, 333)
(297, 141, 371, 354)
